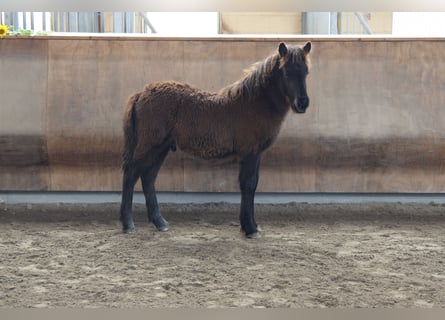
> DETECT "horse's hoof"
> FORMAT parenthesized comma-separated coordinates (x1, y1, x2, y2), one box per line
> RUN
(152, 216, 170, 232)
(246, 232, 261, 239)
(157, 225, 170, 232)
(123, 226, 135, 234)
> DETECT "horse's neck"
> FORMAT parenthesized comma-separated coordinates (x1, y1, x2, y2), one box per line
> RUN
(263, 79, 290, 115)
(216, 54, 291, 117)
(242, 70, 290, 117)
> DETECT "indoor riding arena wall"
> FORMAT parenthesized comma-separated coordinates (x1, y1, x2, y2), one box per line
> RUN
(1, 36, 444, 193)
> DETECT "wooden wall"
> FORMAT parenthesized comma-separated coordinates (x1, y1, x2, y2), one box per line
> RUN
(1, 36, 445, 193)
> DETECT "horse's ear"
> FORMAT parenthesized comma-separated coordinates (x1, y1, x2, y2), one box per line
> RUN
(278, 42, 288, 57)
(303, 42, 311, 54)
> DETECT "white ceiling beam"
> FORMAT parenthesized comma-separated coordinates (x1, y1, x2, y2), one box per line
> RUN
(2, 0, 445, 12)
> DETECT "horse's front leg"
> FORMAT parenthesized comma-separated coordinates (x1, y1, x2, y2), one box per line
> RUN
(239, 152, 261, 238)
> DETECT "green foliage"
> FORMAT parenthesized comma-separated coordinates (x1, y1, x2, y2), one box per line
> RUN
(7, 25, 49, 36)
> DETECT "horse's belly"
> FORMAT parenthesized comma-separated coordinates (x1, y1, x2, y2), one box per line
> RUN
(176, 136, 235, 160)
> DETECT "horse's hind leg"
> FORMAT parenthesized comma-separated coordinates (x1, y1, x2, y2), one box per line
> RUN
(140, 142, 171, 231)
(120, 165, 140, 233)
(239, 152, 261, 238)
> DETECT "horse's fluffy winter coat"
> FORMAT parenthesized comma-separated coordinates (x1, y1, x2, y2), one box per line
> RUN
(120, 42, 311, 238)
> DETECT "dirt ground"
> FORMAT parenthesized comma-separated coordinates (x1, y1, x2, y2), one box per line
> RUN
(0, 202, 444, 308)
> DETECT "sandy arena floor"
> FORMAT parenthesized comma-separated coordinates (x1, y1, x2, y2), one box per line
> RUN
(0, 202, 444, 307)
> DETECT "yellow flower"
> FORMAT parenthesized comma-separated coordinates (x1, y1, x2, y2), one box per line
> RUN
(0, 24, 9, 38)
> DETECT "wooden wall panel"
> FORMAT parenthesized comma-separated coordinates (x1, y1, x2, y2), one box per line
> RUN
(1, 37, 445, 193)
(0, 39, 50, 190)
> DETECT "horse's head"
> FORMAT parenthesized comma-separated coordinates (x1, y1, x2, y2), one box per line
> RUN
(278, 42, 311, 113)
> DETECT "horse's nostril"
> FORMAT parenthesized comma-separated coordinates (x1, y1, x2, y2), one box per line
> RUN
(299, 97, 309, 108)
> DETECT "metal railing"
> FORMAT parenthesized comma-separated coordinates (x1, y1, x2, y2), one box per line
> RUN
(302, 12, 373, 35)
(2, 11, 374, 35)
(341, 12, 373, 34)
(0, 11, 156, 33)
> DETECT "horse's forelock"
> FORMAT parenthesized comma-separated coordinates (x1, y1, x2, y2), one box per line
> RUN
(279, 47, 308, 68)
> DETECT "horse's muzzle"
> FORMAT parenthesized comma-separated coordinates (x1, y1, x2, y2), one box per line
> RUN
(292, 96, 310, 113)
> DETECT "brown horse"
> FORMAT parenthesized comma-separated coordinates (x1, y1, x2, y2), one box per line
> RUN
(120, 42, 311, 238)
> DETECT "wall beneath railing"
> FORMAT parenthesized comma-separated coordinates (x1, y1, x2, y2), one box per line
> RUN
(1, 35, 445, 192)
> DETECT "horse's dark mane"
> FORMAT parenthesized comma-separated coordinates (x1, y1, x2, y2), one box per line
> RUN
(218, 47, 307, 103)
(218, 54, 280, 102)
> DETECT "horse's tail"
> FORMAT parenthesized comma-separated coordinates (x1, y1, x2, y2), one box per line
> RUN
(122, 92, 140, 170)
